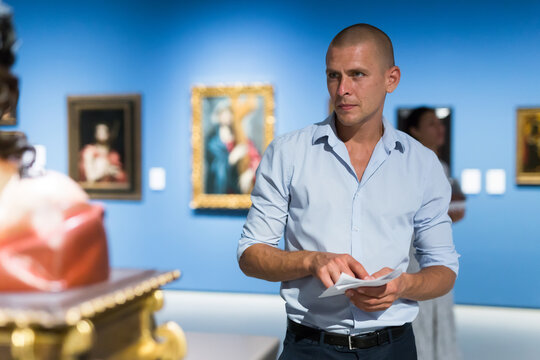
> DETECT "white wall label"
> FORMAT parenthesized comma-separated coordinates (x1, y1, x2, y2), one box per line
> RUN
(486, 169, 506, 195)
(461, 169, 481, 194)
(149, 167, 166, 191)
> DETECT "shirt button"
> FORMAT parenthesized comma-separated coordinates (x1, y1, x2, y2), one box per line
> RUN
(352, 227, 359, 232)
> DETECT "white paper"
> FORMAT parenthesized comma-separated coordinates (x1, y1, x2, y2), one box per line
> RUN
(319, 269, 403, 298)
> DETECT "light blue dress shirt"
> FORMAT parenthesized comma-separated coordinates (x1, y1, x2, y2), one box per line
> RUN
(238, 114, 459, 335)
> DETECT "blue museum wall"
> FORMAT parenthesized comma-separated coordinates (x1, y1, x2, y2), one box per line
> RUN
(4, 0, 540, 308)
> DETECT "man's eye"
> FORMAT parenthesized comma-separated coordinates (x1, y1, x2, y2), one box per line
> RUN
(328, 73, 339, 79)
(352, 71, 365, 77)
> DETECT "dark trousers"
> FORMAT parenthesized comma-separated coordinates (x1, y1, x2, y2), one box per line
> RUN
(278, 323, 417, 360)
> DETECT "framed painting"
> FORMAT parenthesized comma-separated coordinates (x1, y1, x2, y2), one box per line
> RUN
(397, 106, 453, 174)
(68, 94, 141, 200)
(191, 84, 275, 209)
(516, 108, 540, 185)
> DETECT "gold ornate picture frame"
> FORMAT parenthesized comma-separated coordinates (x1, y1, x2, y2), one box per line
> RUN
(191, 84, 275, 209)
(516, 108, 540, 185)
(68, 94, 142, 200)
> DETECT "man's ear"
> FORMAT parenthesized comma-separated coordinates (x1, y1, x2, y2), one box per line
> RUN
(385, 66, 401, 93)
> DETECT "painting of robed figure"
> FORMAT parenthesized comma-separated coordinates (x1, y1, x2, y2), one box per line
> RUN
(191, 84, 274, 209)
(68, 94, 141, 200)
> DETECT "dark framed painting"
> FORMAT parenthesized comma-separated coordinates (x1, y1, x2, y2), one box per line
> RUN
(516, 108, 540, 185)
(191, 84, 275, 209)
(397, 106, 453, 174)
(68, 94, 141, 200)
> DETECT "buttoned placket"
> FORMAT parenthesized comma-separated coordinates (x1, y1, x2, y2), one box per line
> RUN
(330, 137, 392, 332)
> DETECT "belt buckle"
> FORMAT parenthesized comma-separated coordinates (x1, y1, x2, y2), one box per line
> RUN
(375, 329, 383, 345)
(348, 329, 385, 350)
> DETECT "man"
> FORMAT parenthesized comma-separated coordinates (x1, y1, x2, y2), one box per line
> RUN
(237, 23, 459, 360)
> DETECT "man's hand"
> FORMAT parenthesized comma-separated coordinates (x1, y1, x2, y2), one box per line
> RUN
(345, 267, 407, 312)
(345, 265, 456, 312)
(239, 244, 371, 285)
(309, 252, 370, 289)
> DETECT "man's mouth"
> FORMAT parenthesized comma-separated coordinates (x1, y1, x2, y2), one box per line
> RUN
(338, 104, 356, 111)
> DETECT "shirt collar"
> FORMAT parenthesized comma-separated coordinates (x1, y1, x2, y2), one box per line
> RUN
(312, 113, 339, 147)
(381, 117, 405, 154)
(312, 113, 405, 154)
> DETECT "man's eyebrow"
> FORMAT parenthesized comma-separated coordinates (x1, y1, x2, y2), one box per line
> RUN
(326, 67, 370, 75)
(346, 67, 370, 74)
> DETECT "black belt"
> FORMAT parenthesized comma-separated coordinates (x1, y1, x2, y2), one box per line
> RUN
(287, 319, 410, 350)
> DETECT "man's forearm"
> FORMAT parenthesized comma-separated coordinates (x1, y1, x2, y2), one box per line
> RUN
(400, 265, 456, 301)
(238, 243, 314, 282)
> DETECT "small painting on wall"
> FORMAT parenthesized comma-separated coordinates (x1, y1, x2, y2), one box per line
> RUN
(68, 94, 141, 200)
(516, 108, 540, 185)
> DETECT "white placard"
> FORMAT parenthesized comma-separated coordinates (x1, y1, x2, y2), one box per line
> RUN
(149, 167, 166, 191)
(461, 169, 481, 194)
(486, 169, 506, 195)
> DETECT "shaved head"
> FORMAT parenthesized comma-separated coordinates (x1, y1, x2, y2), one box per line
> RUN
(328, 23, 395, 69)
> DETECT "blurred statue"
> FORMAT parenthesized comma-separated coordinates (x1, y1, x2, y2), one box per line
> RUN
(0, 4, 109, 292)
(0, 1, 18, 124)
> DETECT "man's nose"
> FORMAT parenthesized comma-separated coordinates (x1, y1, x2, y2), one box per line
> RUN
(337, 76, 351, 96)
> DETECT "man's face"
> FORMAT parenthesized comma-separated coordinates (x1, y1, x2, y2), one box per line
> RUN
(326, 41, 398, 128)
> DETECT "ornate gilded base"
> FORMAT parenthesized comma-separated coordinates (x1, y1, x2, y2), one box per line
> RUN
(0, 269, 187, 360)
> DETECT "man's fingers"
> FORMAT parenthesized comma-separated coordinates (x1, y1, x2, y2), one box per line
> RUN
(330, 271, 341, 285)
(328, 263, 344, 284)
(348, 260, 370, 280)
(346, 291, 395, 312)
(353, 285, 387, 299)
(312, 253, 370, 288)
(370, 267, 393, 279)
(318, 271, 334, 289)
(348, 291, 391, 303)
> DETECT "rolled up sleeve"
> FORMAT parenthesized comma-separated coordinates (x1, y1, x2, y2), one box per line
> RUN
(237, 138, 291, 261)
(413, 153, 460, 275)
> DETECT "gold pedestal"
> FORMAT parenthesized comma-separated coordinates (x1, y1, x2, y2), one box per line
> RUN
(0, 269, 187, 360)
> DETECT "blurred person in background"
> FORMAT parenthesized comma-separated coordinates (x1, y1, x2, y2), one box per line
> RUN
(404, 106, 465, 360)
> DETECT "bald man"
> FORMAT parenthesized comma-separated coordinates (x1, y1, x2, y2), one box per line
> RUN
(237, 24, 459, 359)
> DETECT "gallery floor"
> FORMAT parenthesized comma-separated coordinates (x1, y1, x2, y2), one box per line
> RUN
(156, 291, 540, 360)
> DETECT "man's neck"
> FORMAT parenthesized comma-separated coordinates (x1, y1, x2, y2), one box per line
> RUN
(335, 115, 384, 147)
